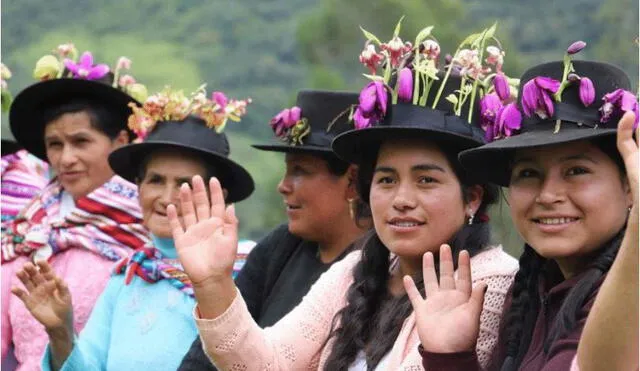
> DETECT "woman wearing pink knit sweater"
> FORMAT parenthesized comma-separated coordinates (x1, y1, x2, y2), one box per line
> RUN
(169, 25, 519, 370)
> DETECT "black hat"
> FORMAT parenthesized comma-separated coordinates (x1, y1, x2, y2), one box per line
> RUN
(459, 60, 633, 186)
(1, 139, 22, 157)
(109, 115, 255, 203)
(252, 90, 358, 155)
(10, 73, 139, 161)
(332, 74, 486, 164)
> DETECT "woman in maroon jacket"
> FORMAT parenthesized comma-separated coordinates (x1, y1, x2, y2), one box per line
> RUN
(405, 53, 639, 370)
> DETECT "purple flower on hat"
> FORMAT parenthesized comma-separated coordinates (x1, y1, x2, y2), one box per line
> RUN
(270, 106, 302, 137)
(497, 103, 522, 137)
(480, 93, 503, 135)
(566, 41, 586, 55)
(354, 80, 388, 129)
(579, 77, 595, 107)
(493, 72, 510, 101)
(397, 67, 413, 103)
(212, 91, 228, 108)
(64, 52, 109, 80)
(600, 89, 639, 129)
(521, 77, 561, 119)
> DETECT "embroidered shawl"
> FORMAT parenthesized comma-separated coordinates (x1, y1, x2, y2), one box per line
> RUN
(1, 150, 50, 223)
(1, 175, 150, 263)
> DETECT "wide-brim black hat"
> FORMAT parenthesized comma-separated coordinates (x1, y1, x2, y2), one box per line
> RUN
(459, 60, 632, 186)
(332, 74, 486, 164)
(1, 139, 22, 156)
(252, 90, 358, 155)
(9, 76, 138, 161)
(109, 116, 255, 203)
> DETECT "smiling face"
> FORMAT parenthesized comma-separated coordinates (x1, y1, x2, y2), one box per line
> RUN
(44, 111, 128, 199)
(138, 150, 208, 238)
(508, 140, 631, 276)
(369, 139, 481, 259)
(277, 152, 353, 241)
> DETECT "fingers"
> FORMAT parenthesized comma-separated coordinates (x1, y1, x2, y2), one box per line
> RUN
(16, 269, 35, 292)
(180, 183, 197, 228)
(54, 277, 71, 302)
(456, 250, 472, 296)
(37, 261, 55, 281)
(167, 204, 184, 239)
(23, 263, 45, 286)
(11, 287, 29, 303)
(617, 112, 638, 159)
(403, 275, 424, 309)
(209, 177, 226, 219)
(470, 283, 488, 317)
(438, 244, 455, 290)
(423, 252, 439, 297)
(192, 175, 211, 221)
(222, 204, 238, 237)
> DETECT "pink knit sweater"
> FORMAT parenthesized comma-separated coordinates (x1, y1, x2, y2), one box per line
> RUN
(195, 246, 518, 370)
(1, 250, 115, 371)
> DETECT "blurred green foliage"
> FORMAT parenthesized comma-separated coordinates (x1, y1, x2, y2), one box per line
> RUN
(2, 0, 637, 251)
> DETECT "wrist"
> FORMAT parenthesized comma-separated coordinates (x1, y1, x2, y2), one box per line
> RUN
(193, 277, 237, 319)
(46, 325, 74, 342)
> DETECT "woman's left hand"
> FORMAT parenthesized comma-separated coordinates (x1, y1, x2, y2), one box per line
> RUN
(617, 112, 638, 230)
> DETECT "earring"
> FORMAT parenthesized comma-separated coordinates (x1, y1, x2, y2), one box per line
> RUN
(468, 209, 475, 225)
(347, 198, 355, 220)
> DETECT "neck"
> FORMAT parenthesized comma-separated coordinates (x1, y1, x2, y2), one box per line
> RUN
(151, 234, 177, 259)
(317, 217, 367, 264)
(555, 252, 597, 279)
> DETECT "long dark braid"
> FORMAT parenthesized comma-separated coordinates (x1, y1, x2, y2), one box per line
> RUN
(323, 143, 498, 370)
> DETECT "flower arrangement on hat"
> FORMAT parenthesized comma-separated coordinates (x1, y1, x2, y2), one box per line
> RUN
(32, 42, 148, 103)
(519, 40, 639, 134)
(353, 18, 521, 140)
(127, 85, 252, 141)
(1, 63, 12, 112)
(269, 105, 311, 145)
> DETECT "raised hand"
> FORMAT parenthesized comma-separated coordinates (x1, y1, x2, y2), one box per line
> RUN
(12, 261, 73, 333)
(168, 175, 239, 318)
(617, 112, 638, 229)
(404, 244, 487, 353)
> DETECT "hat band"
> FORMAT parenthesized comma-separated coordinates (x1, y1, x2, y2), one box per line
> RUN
(384, 105, 477, 138)
(299, 131, 332, 147)
(522, 101, 602, 131)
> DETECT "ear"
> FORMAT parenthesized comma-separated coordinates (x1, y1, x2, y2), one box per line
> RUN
(345, 165, 360, 200)
(464, 185, 484, 216)
(112, 130, 130, 149)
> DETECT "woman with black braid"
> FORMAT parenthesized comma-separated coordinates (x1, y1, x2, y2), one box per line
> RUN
(408, 56, 639, 370)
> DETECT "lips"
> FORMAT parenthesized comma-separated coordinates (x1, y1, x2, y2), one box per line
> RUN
(387, 217, 425, 227)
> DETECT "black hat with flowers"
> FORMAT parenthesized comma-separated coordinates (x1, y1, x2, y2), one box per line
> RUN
(459, 41, 636, 186)
(9, 43, 147, 161)
(108, 87, 255, 203)
(252, 90, 358, 155)
(333, 21, 518, 164)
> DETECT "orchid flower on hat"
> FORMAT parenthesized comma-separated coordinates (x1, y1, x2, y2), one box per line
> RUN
(127, 85, 251, 142)
(31, 42, 148, 102)
(521, 40, 638, 132)
(269, 106, 311, 145)
(1, 63, 12, 113)
(353, 18, 520, 135)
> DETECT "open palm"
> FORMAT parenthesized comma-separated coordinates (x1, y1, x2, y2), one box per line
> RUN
(617, 112, 639, 228)
(404, 244, 487, 353)
(12, 261, 73, 331)
(168, 176, 239, 287)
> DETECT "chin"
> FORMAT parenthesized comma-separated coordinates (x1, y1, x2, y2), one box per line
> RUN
(287, 221, 315, 240)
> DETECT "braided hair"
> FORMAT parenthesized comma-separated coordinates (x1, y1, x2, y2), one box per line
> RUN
(323, 142, 498, 370)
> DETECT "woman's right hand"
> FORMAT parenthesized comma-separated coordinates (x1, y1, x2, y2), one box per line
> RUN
(404, 244, 487, 353)
(11, 261, 73, 334)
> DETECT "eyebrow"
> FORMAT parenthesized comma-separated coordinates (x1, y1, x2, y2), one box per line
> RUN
(374, 163, 446, 174)
(44, 131, 91, 142)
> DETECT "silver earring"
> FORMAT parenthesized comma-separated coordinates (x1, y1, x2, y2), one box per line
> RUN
(468, 212, 475, 225)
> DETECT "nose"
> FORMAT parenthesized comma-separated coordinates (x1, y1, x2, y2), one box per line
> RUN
(58, 144, 78, 168)
(277, 174, 293, 195)
(392, 181, 417, 211)
(159, 184, 180, 210)
(535, 172, 566, 206)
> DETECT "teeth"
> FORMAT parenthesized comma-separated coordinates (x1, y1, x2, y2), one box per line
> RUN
(392, 221, 419, 227)
(538, 218, 576, 225)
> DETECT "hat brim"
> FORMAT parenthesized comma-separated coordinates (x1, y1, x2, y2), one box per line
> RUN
(9, 79, 137, 161)
(1, 139, 22, 156)
(109, 141, 255, 203)
(332, 126, 483, 164)
(251, 143, 334, 155)
(459, 123, 617, 186)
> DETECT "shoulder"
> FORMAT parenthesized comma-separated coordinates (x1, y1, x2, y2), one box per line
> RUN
(251, 224, 302, 255)
(470, 245, 519, 280)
